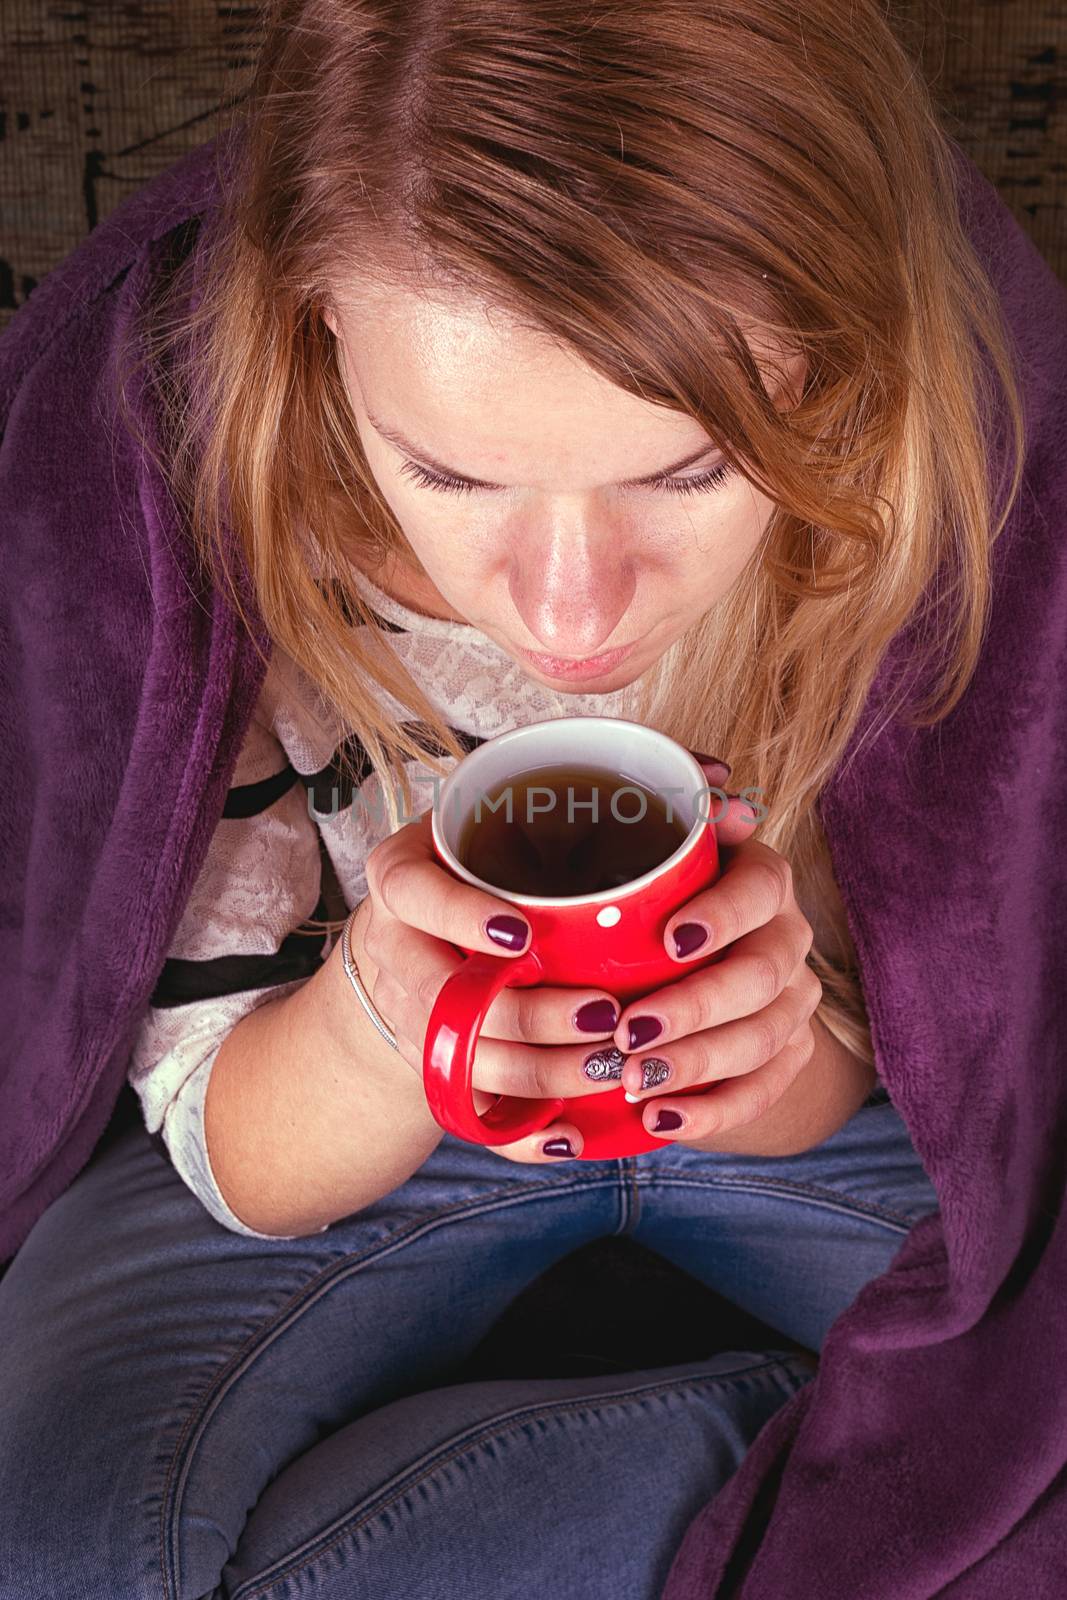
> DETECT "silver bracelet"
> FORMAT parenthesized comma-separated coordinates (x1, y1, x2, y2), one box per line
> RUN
(340, 905, 400, 1051)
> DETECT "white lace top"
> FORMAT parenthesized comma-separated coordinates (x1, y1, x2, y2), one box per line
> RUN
(127, 564, 649, 1238)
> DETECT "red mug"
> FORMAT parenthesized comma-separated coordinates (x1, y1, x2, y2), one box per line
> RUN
(423, 715, 723, 1158)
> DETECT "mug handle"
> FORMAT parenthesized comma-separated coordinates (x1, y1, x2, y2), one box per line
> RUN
(423, 947, 567, 1144)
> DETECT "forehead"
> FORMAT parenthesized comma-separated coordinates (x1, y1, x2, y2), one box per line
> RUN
(330, 279, 597, 389)
(326, 274, 806, 455)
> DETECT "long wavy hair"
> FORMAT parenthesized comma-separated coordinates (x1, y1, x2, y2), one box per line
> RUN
(116, 0, 1026, 1068)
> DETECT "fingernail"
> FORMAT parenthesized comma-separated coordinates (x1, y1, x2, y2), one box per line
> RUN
(543, 1137, 576, 1158)
(639, 1058, 672, 1092)
(485, 914, 530, 951)
(583, 1047, 625, 1081)
(672, 922, 710, 958)
(627, 1015, 663, 1050)
(653, 1110, 684, 1132)
(574, 999, 619, 1033)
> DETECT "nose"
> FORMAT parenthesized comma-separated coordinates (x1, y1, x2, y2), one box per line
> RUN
(508, 524, 637, 658)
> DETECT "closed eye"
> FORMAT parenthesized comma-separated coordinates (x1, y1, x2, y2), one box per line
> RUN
(396, 457, 738, 497)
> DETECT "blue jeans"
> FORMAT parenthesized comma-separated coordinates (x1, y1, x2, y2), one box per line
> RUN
(0, 1088, 937, 1600)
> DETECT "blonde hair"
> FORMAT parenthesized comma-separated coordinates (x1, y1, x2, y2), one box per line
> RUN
(116, 0, 1026, 1067)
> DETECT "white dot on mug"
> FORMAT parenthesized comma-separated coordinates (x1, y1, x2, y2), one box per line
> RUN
(596, 905, 622, 928)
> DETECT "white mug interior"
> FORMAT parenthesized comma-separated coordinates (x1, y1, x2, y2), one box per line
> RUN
(431, 715, 711, 907)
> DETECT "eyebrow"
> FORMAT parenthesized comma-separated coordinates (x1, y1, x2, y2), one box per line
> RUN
(364, 411, 722, 489)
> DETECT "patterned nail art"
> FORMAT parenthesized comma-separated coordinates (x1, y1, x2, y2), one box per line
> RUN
(583, 1046, 625, 1081)
(640, 1058, 672, 1092)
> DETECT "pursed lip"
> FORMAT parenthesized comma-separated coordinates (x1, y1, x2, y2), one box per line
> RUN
(516, 640, 637, 681)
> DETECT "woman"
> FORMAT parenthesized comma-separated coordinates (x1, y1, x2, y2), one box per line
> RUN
(2, 1, 1063, 1597)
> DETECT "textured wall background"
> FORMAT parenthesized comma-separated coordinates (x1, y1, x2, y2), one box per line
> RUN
(0, 1, 1064, 335)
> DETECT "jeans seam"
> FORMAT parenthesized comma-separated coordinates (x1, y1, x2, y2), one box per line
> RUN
(227, 1353, 810, 1600)
(157, 1172, 622, 1600)
(636, 1172, 927, 1232)
(615, 1157, 640, 1234)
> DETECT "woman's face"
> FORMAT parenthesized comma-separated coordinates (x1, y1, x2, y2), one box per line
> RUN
(324, 282, 797, 693)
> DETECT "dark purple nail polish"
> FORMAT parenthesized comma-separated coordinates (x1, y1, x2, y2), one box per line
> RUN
(583, 1047, 625, 1081)
(627, 1014, 663, 1050)
(653, 1110, 684, 1132)
(574, 999, 619, 1033)
(485, 914, 530, 951)
(672, 922, 709, 958)
(543, 1137, 575, 1158)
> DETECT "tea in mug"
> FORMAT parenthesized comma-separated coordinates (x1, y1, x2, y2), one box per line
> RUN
(456, 761, 690, 896)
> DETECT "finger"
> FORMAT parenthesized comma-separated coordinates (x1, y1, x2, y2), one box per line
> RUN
(375, 973, 629, 1102)
(612, 913, 817, 1055)
(483, 1110, 587, 1163)
(364, 909, 622, 1046)
(689, 758, 758, 848)
(663, 836, 796, 964)
(639, 1027, 815, 1143)
(618, 972, 821, 1102)
(713, 793, 764, 850)
(690, 752, 732, 788)
(365, 809, 534, 958)
(403, 1074, 587, 1163)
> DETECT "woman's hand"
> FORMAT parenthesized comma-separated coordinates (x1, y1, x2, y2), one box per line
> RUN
(354, 753, 820, 1162)
(608, 781, 823, 1148)
(354, 808, 633, 1162)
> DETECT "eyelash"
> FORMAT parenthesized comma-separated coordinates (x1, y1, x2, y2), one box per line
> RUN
(396, 458, 737, 498)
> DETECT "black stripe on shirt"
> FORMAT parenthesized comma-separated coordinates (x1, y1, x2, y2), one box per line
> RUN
(222, 762, 300, 818)
(149, 889, 333, 1008)
(299, 732, 378, 814)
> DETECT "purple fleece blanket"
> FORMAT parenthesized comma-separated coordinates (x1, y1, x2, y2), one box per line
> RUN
(2, 133, 1066, 1598)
